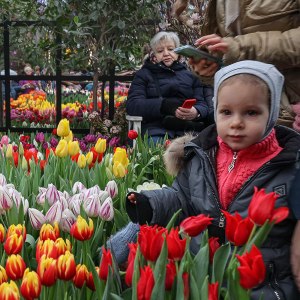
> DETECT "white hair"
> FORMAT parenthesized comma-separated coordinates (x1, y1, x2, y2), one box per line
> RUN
(150, 31, 180, 52)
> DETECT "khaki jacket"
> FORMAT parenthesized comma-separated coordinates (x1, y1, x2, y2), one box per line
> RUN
(201, 0, 300, 118)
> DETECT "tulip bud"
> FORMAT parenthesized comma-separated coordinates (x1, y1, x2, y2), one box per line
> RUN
(55, 139, 68, 158)
(0, 265, 8, 285)
(36, 187, 46, 205)
(73, 264, 89, 288)
(5, 144, 13, 159)
(70, 216, 94, 241)
(84, 195, 101, 218)
(20, 268, 41, 300)
(63, 130, 73, 143)
(57, 251, 76, 281)
(72, 181, 86, 194)
(86, 151, 93, 165)
(45, 184, 60, 206)
(39, 223, 60, 241)
(113, 161, 126, 178)
(128, 130, 138, 140)
(6, 254, 26, 280)
(45, 201, 62, 225)
(105, 180, 118, 199)
(4, 233, 23, 255)
(37, 255, 57, 286)
(0, 280, 20, 300)
(57, 118, 70, 137)
(0, 135, 9, 145)
(99, 197, 114, 221)
(60, 209, 77, 233)
(95, 138, 106, 154)
(68, 140, 80, 156)
(21, 156, 28, 171)
(0, 186, 13, 211)
(77, 154, 87, 168)
(28, 208, 46, 230)
(18, 142, 24, 156)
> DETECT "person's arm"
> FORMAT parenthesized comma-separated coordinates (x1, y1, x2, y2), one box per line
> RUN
(126, 71, 164, 121)
(291, 221, 300, 291)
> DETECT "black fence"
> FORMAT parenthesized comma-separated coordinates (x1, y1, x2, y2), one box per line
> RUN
(0, 20, 134, 134)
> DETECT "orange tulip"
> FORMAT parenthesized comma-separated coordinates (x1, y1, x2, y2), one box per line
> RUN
(4, 233, 23, 255)
(20, 268, 41, 300)
(39, 223, 60, 241)
(0, 280, 20, 300)
(5, 254, 26, 280)
(70, 216, 94, 241)
(57, 251, 76, 281)
(73, 264, 89, 288)
(37, 255, 57, 286)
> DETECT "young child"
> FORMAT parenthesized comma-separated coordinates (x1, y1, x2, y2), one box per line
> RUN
(125, 60, 300, 299)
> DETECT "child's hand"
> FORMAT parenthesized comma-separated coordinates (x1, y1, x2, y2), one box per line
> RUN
(291, 221, 300, 290)
(128, 193, 137, 204)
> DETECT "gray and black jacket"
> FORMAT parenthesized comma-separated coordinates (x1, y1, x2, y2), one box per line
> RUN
(127, 124, 300, 300)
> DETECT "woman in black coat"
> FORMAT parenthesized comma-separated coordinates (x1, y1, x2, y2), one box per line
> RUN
(126, 31, 213, 143)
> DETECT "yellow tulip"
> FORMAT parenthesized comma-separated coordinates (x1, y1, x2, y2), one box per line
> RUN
(113, 161, 126, 178)
(55, 139, 68, 158)
(113, 147, 129, 167)
(64, 130, 73, 143)
(18, 143, 24, 156)
(94, 138, 106, 154)
(77, 154, 87, 168)
(86, 151, 94, 165)
(68, 141, 80, 156)
(57, 119, 70, 137)
(5, 144, 13, 159)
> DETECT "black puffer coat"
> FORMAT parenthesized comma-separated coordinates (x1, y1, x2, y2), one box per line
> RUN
(126, 60, 213, 138)
(127, 125, 300, 300)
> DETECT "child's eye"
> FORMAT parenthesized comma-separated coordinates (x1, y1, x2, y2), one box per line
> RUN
(220, 109, 231, 115)
(247, 110, 258, 116)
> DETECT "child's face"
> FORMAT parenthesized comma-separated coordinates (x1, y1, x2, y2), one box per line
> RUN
(154, 40, 178, 67)
(216, 81, 269, 151)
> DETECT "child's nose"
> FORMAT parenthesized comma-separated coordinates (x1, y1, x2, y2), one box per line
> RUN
(230, 115, 244, 128)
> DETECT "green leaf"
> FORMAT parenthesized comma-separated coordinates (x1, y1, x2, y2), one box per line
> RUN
(166, 209, 182, 232)
(88, 254, 105, 299)
(200, 275, 208, 300)
(151, 239, 168, 300)
(246, 221, 273, 251)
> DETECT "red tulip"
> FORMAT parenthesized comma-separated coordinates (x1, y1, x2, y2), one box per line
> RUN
(20, 268, 41, 300)
(208, 237, 220, 264)
(0, 266, 8, 285)
(39, 223, 60, 241)
(166, 228, 186, 261)
(128, 130, 138, 140)
(138, 225, 166, 262)
(125, 243, 138, 287)
(208, 282, 219, 300)
(248, 187, 289, 226)
(180, 214, 213, 237)
(37, 255, 57, 286)
(222, 211, 254, 246)
(86, 267, 99, 291)
(0, 281, 20, 300)
(5, 254, 26, 280)
(236, 245, 266, 289)
(73, 264, 89, 289)
(57, 251, 76, 281)
(137, 265, 154, 300)
(70, 216, 94, 241)
(165, 260, 176, 290)
(99, 247, 113, 281)
(4, 233, 24, 255)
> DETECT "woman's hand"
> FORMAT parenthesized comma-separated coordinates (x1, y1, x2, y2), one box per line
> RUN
(195, 34, 229, 54)
(128, 193, 137, 205)
(176, 106, 199, 120)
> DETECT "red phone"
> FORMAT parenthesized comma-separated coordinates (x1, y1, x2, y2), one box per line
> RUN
(181, 98, 196, 109)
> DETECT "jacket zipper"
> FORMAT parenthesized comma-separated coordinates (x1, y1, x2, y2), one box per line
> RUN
(268, 263, 285, 300)
(228, 151, 238, 172)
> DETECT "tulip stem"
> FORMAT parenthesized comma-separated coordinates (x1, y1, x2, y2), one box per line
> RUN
(245, 224, 258, 252)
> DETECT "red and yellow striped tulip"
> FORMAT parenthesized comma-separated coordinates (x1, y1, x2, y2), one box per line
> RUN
(0, 266, 8, 285)
(5, 254, 26, 280)
(20, 268, 41, 300)
(57, 251, 76, 281)
(37, 255, 57, 286)
(73, 264, 89, 289)
(36, 239, 58, 261)
(6, 224, 26, 240)
(39, 223, 60, 241)
(4, 233, 23, 255)
(0, 224, 5, 243)
(0, 280, 20, 300)
(54, 238, 72, 257)
(70, 216, 94, 241)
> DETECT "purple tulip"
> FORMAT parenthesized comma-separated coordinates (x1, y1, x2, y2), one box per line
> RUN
(35, 132, 45, 144)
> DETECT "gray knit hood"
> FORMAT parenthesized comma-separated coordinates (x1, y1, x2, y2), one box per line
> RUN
(213, 60, 284, 139)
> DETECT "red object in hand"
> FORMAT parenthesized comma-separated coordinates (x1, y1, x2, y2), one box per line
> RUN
(181, 98, 196, 109)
